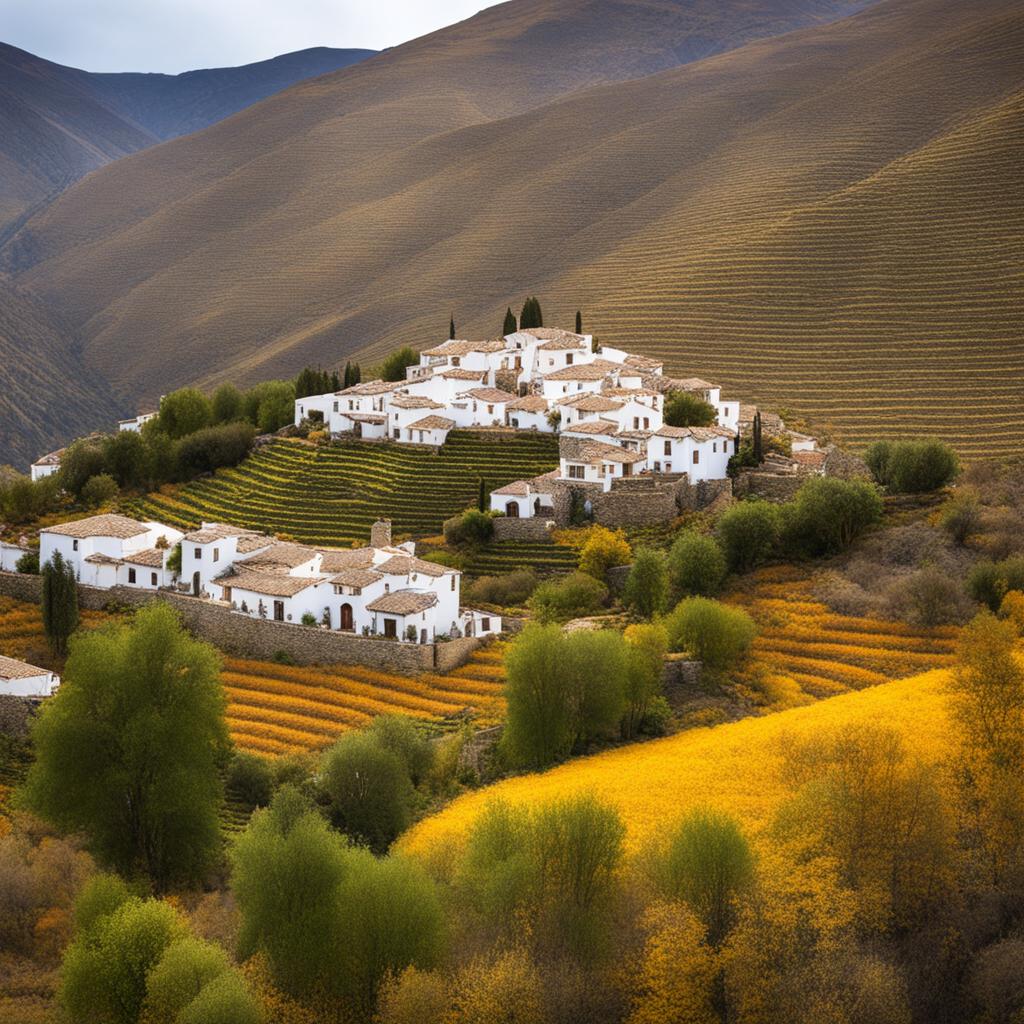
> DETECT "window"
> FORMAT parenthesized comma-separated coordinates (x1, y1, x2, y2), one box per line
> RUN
(72, 540, 78, 552)
(566, 353, 574, 365)
(665, 462, 672, 472)
(151, 573, 158, 586)
(194, 548, 202, 559)
(333, 401, 339, 412)
(693, 450, 700, 464)
(384, 583, 390, 593)
(653, 461, 661, 472)
(481, 617, 491, 632)
(451, 575, 456, 591)
(273, 601, 285, 622)
(568, 464, 585, 479)
(213, 547, 219, 562)
(644, 417, 650, 429)
(128, 568, 136, 584)
(633, 417, 639, 429)
(487, 405, 494, 414)
(664, 440, 671, 456)
(452, 357, 460, 367)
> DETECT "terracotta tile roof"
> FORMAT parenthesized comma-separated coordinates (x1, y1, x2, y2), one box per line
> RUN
(437, 369, 487, 381)
(492, 480, 530, 496)
(32, 448, 64, 467)
(406, 415, 456, 431)
(84, 553, 123, 565)
(0, 655, 50, 681)
(524, 328, 586, 348)
(319, 547, 376, 571)
(624, 354, 664, 370)
(421, 339, 507, 356)
(183, 523, 269, 546)
(615, 429, 654, 441)
(558, 393, 622, 412)
(460, 387, 517, 403)
(389, 395, 444, 409)
(600, 386, 662, 400)
(220, 569, 324, 598)
(567, 441, 647, 465)
(672, 377, 717, 392)
(339, 412, 387, 423)
(563, 419, 619, 435)
(543, 358, 620, 381)
(366, 590, 439, 615)
(376, 555, 452, 578)
(45, 514, 150, 540)
(123, 548, 165, 567)
(330, 568, 383, 588)
(238, 534, 273, 553)
(336, 379, 402, 396)
(793, 450, 827, 468)
(654, 425, 735, 441)
(242, 542, 318, 571)
(505, 395, 550, 412)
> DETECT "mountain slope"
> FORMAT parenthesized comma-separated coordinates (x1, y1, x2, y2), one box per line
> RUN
(0, 43, 374, 235)
(7, 0, 1023, 457)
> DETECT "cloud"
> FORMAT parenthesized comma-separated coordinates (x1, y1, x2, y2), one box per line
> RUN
(0, 0, 487, 73)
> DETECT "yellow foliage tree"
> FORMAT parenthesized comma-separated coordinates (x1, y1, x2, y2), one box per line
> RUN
(999, 590, 1024, 635)
(445, 947, 546, 1024)
(578, 526, 632, 582)
(627, 903, 718, 1024)
(376, 966, 448, 1024)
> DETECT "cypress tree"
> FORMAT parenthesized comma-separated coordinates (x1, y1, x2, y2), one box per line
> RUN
(519, 297, 544, 331)
(575, 309, 582, 334)
(330, 369, 341, 392)
(42, 552, 79, 655)
(478, 478, 486, 512)
(533, 297, 543, 328)
(753, 411, 764, 464)
(449, 315, 456, 340)
(503, 307, 517, 335)
(342, 362, 351, 388)
(352, 363, 361, 386)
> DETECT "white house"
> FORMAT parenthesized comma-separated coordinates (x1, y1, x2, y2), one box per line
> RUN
(489, 471, 558, 519)
(39, 514, 184, 590)
(646, 426, 737, 481)
(558, 440, 648, 491)
(30, 448, 63, 482)
(0, 541, 29, 572)
(118, 412, 157, 433)
(449, 388, 517, 429)
(505, 394, 552, 431)
(789, 431, 819, 453)
(0, 655, 59, 698)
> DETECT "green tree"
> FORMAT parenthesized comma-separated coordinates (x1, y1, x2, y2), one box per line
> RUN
(102, 429, 148, 489)
(60, 896, 186, 1024)
(0, 471, 60, 523)
(176, 423, 255, 477)
(940, 487, 982, 546)
(41, 551, 79, 655)
(81, 472, 119, 508)
(865, 439, 958, 493)
(177, 970, 260, 1024)
(73, 872, 130, 935)
(59, 438, 107, 496)
(242, 380, 295, 433)
(575, 309, 583, 334)
(503, 307, 517, 335)
(232, 787, 349, 998)
(667, 531, 727, 598)
(16, 549, 39, 573)
(622, 622, 668, 739)
(716, 500, 780, 573)
(663, 597, 757, 672)
(562, 629, 628, 749)
(143, 936, 232, 1024)
(449, 314, 456, 340)
(227, 751, 274, 808)
(444, 507, 495, 548)
(381, 346, 420, 382)
(646, 807, 754, 945)
(211, 383, 244, 424)
(369, 714, 434, 787)
(158, 388, 213, 439)
(320, 731, 414, 850)
(24, 603, 229, 887)
(782, 476, 883, 556)
(519, 297, 543, 330)
(623, 547, 669, 618)
(752, 410, 763, 464)
(968, 557, 1024, 612)
(664, 392, 717, 428)
(526, 571, 607, 624)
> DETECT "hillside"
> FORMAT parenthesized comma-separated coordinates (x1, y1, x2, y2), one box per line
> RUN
(3, 0, 1020, 459)
(0, 276, 124, 467)
(0, 42, 374, 236)
(402, 667, 953, 856)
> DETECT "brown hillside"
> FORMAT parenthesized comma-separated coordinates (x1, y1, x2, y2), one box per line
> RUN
(6, 0, 1022, 457)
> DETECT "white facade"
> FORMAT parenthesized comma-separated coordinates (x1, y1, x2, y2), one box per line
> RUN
(0, 656, 59, 698)
(118, 412, 157, 433)
(647, 427, 737, 481)
(39, 515, 183, 590)
(30, 450, 62, 481)
(489, 472, 557, 519)
(0, 541, 29, 572)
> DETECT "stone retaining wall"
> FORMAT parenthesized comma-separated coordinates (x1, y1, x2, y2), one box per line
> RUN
(663, 659, 702, 688)
(0, 572, 479, 673)
(491, 517, 555, 543)
(732, 471, 805, 502)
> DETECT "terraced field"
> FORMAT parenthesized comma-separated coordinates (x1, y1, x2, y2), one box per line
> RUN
(0, 596, 115, 665)
(223, 644, 507, 756)
(726, 565, 958, 703)
(460, 540, 578, 578)
(124, 433, 558, 548)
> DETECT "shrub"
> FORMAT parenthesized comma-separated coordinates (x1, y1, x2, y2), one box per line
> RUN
(623, 548, 669, 618)
(526, 571, 607, 623)
(663, 597, 757, 671)
(663, 392, 718, 428)
(142, 935, 231, 1023)
(885, 566, 973, 627)
(15, 550, 39, 574)
(227, 752, 274, 808)
(242, 380, 296, 434)
(320, 731, 414, 851)
(0, 471, 60, 523)
(300, 612, 317, 627)
(380, 346, 420, 382)
(968, 556, 1024, 611)
(865, 439, 958, 493)
(578, 526, 632, 581)
(211, 383, 244, 424)
(667, 531, 727, 598)
(369, 714, 434, 787)
(940, 488, 982, 545)
(81, 473, 118, 508)
(716, 501, 780, 573)
(781, 477, 883, 556)
(464, 568, 539, 608)
(176, 422, 256, 477)
(1000, 591, 1024, 635)
(443, 508, 495, 548)
(622, 622, 668, 738)
(158, 388, 214, 440)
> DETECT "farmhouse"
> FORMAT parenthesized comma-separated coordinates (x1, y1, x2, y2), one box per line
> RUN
(39, 514, 183, 589)
(489, 471, 558, 519)
(0, 655, 59, 698)
(30, 447, 63, 482)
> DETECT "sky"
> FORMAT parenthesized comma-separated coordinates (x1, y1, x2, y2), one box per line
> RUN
(0, 0, 490, 73)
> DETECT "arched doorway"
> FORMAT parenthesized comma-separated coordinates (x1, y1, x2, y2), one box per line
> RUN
(192, 571, 201, 596)
(506, 500, 520, 518)
(339, 603, 354, 631)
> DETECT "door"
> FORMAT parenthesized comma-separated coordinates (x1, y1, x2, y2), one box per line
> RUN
(192, 571, 201, 596)
(339, 603, 353, 631)
(383, 618, 397, 638)
(273, 601, 285, 622)
(506, 500, 520, 518)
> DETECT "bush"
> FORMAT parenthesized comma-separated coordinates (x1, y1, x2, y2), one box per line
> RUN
(380, 346, 420, 382)
(578, 525, 632, 582)
(865, 439, 959, 493)
(663, 597, 757, 671)
(227, 752, 274, 808)
(716, 501, 780, 573)
(81, 473, 118, 508)
(240, 380, 296, 434)
(300, 612, 317, 627)
(443, 508, 495, 548)
(158, 388, 213, 440)
(58, 439, 108, 497)
(526, 571, 607, 623)
(1000, 591, 1024, 635)
(968, 556, 1024, 612)
(663, 392, 718, 428)
(940, 488, 982, 545)
(667, 531, 727, 597)
(0, 471, 60, 523)
(464, 568, 539, 608)
(622, 622, 667, 738)
(781, 477, 883, 556)
(320, 731, 414, 851)
(211, 383, 244, 424)
(175, 422, 255, 477)
(15, 550, 39, 574)
(885, 566, 973, 627)
(369, 714, 434, 787)
(623, 548, 669, 618)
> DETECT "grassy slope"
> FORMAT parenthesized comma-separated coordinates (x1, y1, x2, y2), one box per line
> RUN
(401, 667, 952, 856)
(5, 0, 1021, 457)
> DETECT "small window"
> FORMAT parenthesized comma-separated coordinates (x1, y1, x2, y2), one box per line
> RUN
(481, 617, 490, 631)
(194, 547, 202, 559)
(213, 547, 220, 562)
(633, 417, 639, 429)
(333, 401, 339, 412)
(644, 417, 650, 429)
(72, 539, 79, 552)
(665, 462, 672, 472)
(488, 405, 494, 414)
(451, 575, 456, 591)
(128, 568, 136, 584)
(566, 353, 574, 365)
(151, 572, 158, 586)
(384, 583, 390, 593)
(664, 440, 671, 456)
(693, 451, 700, 464)
(452, 357, 460, 367)
(568, 464, 585, 480)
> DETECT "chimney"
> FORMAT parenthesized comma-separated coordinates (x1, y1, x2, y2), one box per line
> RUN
(370, 519, 392, 548)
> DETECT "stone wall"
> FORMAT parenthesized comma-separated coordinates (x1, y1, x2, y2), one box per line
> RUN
(675, 476, 732, 512)
(592, 485, 676, 527)
(605, 564, 631, 595)
(0, 572, 479, 674)
(732, 471, 804, 502)
(663, 659, 701, 689)
(492, 516, 555, 543)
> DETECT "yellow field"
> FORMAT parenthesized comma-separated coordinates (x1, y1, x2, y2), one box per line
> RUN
(224, 645, 507, 756)
(401, 668, 953, 858)
(726, 565, 958, 704)
(0, 596, 114, 665)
